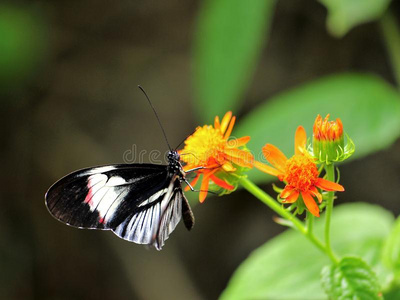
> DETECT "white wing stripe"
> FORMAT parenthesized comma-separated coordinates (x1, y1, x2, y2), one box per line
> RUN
(84, 175, 134, 223)
(85, 166, 116, 175)
(102, 188, 130, 224)
(138, 188, 168, 207)
(84, 174, 108, 206)
(111, 179, 180, 249)
(106, 176, 128, 186)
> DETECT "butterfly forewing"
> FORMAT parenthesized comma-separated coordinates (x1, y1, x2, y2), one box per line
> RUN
(46, 164, 170, 227)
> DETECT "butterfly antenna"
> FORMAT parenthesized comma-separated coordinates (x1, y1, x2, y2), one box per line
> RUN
(174, 132, 192, 150)
(138, 85, 172, 151)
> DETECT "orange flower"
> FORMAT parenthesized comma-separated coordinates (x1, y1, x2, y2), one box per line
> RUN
(254, 126, 344, 217)
(179, 111, 253, 203)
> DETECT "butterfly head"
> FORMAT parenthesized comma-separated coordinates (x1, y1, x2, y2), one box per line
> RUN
(167, 150, 181, 170)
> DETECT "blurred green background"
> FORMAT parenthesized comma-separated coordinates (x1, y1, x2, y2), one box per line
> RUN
(2, 1, 400, 299)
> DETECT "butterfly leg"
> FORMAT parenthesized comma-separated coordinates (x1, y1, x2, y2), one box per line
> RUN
(184, 166, 206, 173)
(182, 177, 218, 195)
(183, 178, 195, 191)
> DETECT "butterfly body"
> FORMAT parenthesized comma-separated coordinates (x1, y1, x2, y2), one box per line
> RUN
(45, 150, 194, 250)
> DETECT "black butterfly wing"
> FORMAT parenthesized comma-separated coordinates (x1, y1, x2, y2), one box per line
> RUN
(45, 164, 171, 230)
(113, 178, 194, 250)
(45, 163, 195, 250)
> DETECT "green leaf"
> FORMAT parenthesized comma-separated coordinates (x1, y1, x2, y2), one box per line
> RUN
(382, 216, 400, 272)
(381, 215, 400, 295)
(193, 0, 276, 122)
(319, 0, 391, 37)
(380, 12, 400, 88)
(321, 257, 383, 300)
(234, 73, 400, 184)
(220, 203, 393, 300)
(384, 288, 400, 299)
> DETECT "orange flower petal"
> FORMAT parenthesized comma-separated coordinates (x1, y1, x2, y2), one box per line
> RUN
(254, 161, 283, 177)
(184, 173, 200, 192)
(301, 191, 320, 217)
(262, 144, 287, 172)
(295, 126, 307, 155)
(183, 164, 193, 172)
(309, 186, 322, 203)
(281, 185, 295, 198)
(214, 115, 220, 130)
(230, 156, 253, 168)
(313, 114, 322, 138)
(225, 148, 253, 161)
(210, 174, 234, 190)
(199, 176, 210, 203)
(315, 178, 344, 192)
(283, 190, 299, 203)
(322, 114, 330, 140)
(206, 163, 221, 169)
(227, 136, 250, 148)
(335, 118, 343, 139)
(224, 116, 236, 139)
(222, 162, 236, 172)
(220, 111, 232, 134)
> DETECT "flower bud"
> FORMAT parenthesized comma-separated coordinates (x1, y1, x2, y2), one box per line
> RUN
(312, 114, 354, 164)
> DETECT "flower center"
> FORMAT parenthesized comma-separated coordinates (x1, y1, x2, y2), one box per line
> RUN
(180, 125, 226, 166)
(284, 154, 318, 191)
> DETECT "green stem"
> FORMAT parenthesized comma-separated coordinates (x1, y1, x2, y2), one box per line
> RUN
(380, 10, 400, 88)
(306, 211, 314, 235)
(239, 177, 336, 262)
(324, 164, 338, 263)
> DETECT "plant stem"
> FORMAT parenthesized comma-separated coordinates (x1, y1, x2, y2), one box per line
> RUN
(306, 211, 314, 235)
(380, 10, 400, 88)
(324, 164, 338, 264)
(239, 177, 336, 262)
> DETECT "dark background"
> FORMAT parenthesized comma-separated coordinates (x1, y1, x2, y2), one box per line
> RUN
(2, 1, 400, 299)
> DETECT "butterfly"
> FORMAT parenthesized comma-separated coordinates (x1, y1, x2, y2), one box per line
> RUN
(45, 87, 200, 250)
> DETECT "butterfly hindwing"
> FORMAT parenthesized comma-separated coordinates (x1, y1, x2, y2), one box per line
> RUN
(112, 177, 187, 249)
(45, 164, 171, 230)
(155, 185, 181, 249)
(181, 192, 195, 231)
